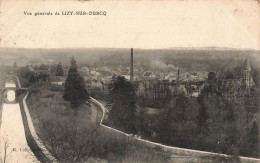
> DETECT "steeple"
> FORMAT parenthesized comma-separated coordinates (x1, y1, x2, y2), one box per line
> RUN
(241, 57, 254, 91)
(243, 58, 251, 71)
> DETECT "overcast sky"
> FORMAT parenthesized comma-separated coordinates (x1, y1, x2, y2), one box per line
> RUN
(0, 0, 259, 50)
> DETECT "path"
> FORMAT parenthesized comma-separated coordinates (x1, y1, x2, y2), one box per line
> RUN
(0, 82, 39, 162)
(90, 102, 103, 124)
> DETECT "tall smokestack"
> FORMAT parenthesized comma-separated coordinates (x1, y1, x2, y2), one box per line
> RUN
(130, 48, 134, 83)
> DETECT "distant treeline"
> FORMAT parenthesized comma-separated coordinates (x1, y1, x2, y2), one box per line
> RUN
(1, 48, 259, 71)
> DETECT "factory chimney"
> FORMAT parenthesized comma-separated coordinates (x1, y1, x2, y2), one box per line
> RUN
(130, 48, 134, 83)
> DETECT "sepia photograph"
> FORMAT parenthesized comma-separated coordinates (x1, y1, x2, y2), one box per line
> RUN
(0, 0, 259, 162)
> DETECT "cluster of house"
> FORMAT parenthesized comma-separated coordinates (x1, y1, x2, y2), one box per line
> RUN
(23, 58, 255, 104)
(76, 65, 207, 100)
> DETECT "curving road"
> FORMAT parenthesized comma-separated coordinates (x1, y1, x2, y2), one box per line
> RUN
(90, 102, 103, 125)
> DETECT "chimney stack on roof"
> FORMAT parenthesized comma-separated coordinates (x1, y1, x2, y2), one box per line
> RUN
(130, 48, 134, 83)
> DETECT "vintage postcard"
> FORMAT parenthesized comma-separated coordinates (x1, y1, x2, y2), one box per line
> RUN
(0, 0, 259, 162)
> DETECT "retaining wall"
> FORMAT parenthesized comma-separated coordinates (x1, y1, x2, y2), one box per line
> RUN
(23, 93, 57, 162)
(14, 76, 21, 88)
(90, 97, 260, 163)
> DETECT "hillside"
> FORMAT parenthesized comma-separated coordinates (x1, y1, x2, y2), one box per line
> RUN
(0, 48, 259, 72)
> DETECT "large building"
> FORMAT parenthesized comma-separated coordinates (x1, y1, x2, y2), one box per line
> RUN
(219, 59, 255, 100)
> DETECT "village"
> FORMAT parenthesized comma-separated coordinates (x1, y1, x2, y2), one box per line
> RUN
(12, 50, 256, 113)
(2, 49, 259, 162)
(16, 61, 208, 107)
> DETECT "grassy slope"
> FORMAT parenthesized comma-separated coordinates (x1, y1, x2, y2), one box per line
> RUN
(26, 83, 171, 163)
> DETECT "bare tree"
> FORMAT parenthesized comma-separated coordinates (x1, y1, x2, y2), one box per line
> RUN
(0, 134, 13, 163)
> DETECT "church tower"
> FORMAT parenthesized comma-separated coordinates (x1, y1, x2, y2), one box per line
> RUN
(241, 58, 253, 90)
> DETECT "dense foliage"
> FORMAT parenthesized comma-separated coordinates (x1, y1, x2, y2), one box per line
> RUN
(63, 57, 89, 109)
(55, 62, 64, 76)
(16, 66, 49, 87)
(135, 86, 259, 159)
(107, 75, 137, 133)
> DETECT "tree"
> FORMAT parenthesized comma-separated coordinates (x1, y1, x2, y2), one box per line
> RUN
(70, 56, 77, 70)
(208, 72, 217, 82)
(63, 56, 89, 109)
(225, 71, 234, 79)
(56, 62, 64, 76)
(13, 62, 17, 68)
(205, 72, 218, 93)
(158, 93, 188, 146)
(38, 64, 48, 70)
(37, 73, 49, 82)
(173, 93, 188, 121)
(108, 75, 136, 133)
(247, 121, 259, 157)
(197, 94, 209, 131)
(29, 74, 37, 84)
(0, 135, 13, 163)
(224, 102, 235, 122)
